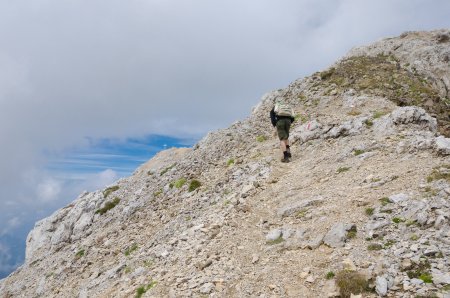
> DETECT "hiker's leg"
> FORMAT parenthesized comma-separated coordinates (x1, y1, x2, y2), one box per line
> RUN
(280, 140, 287, 152)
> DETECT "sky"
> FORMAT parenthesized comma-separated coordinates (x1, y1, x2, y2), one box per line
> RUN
(1, 0, 450, 279)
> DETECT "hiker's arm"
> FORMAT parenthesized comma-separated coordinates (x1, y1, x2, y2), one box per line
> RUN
(270, 108, 277, 127)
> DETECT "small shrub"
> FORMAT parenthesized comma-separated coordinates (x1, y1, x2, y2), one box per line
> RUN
(227, 158, 235, 166)
(144, 260, 154, 267)
(173, 178, 186, 189)
(410, 234, 419, 241)
(320, 67, 335, 80)
(188, 180, 201, 192)
(427, 167, 450, 183)
(326, 271, 335, 279)
(135, 281, 157, 298)
(419, 273, 433, 283)
(335, 270, 368, 298)
(267, 236, 284, 245)
(347, 110, 361, 116)
(373, 111, 388, 119)
(367, 243, 383, 251)
(160, 164, 175, 176)
(353, 149, 365, 156)
(153, 190, 162, 197)
(406, 259, 431, 280)
(337, 167, 351, 174)
(384, 239, 396, 248)
(95, 197, 120, 215)
(364, 119, 373, 127)
(75, 249, 85, 259)
(379, 197, 390, 206)
(103, 185, 119, 198)
(256, 135, 267, 142)
(365, 208, 374, 216)
(296, 209, 307, 218)
(125, 243, 138, 256)
(346, 226, 357, 239)
(392, 217, 406, 224)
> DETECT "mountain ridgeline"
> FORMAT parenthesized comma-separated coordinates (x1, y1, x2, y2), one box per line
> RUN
(1, 29, 450, 298)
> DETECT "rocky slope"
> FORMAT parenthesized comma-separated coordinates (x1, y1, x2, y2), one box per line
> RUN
(1, 29, 450, 298)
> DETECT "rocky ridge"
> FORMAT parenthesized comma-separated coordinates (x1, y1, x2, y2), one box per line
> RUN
(1, 29, 450, 298)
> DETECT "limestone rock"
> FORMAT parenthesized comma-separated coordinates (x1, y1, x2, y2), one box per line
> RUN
(323, 223, 355, 248)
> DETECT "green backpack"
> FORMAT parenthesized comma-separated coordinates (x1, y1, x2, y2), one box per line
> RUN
(275, 103, 294, 117)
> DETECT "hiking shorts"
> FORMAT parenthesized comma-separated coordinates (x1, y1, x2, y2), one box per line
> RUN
(276, 118, 291, 140)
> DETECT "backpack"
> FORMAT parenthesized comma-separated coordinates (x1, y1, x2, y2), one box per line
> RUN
(275, 103, 294, 117)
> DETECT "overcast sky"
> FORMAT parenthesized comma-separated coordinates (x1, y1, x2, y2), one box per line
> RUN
(1, 0, 450, 278)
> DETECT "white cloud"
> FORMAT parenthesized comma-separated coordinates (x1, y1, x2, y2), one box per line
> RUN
(81, 169, 119, 192)
(36, 178, 62, 203)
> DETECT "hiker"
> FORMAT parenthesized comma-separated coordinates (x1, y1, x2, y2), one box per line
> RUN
(270, 98, 295, 162)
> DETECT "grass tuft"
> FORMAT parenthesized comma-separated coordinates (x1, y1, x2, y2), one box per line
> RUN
(75, 249, 85, 259)
(325, 271, 335, 279)
(103, 185, 119, 198)
(365, 208, 374, 216)
(125, 243, 138, 256)
(188, 180, 201, 192)
(367, 243, 383, 251)
(337, 167, 351, 174)
(95, 197, 120, 215)
(335, 270, 368, 298)
(256, 135, 267, 142)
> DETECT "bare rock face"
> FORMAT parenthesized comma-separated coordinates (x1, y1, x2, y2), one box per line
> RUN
(2, 29, 450, 298)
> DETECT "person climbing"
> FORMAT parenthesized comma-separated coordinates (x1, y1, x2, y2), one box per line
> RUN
(270, 98, 295, 163)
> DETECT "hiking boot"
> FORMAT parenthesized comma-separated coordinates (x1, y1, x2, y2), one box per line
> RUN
(281, 151, 290, 162)
(286, 146, 292, 158)
(281, 157, 290, 163)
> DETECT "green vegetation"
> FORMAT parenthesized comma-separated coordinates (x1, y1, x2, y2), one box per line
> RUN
(75, 249, 85, 259)
(373, 111, 388, 119)
(296, 209, 307, 218)
(266, 236, 284, 245)
(384, 240, 396, 248)
(103, 185, 119, 198)
(379, 197, 390, 206)
(143, 259, 154, 267)
(346, 226, 357, 239)
(188, 180, 201, 192)
(367, 243, 383, 251)
(337, 167, 351, 174)
(173, 178, 186, 189)
(316, 54, 449, 137)
(294, 113, 308, 123)
(347, 110, 361, 116)
(326, 271, 335, 279)
(392, 217, 406, 224)
(335, 270, 368, 298)
(365, 208, 374, 216)
(160, 164, 175, 176)
(256, 135, 267, 142)
(153, 190, 162, 197)
(364, 119, 374, 128)
(353, 149, 365, 156)
(410, 234, 419, 241)
(427, 165, 450, 183)
(95, 197, 120, 215)
(125, 243, 139, 256)
(406, 259, 432, 283)
(135, 281, 157, 298)
(227, 158, 235, 166)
